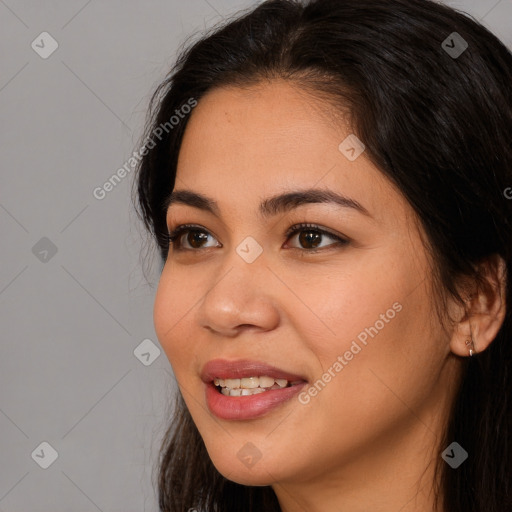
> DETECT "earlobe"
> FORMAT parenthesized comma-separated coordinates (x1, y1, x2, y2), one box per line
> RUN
(449, 254, 507, 358)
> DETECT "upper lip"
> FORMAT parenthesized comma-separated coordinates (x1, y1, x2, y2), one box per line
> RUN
(201, 358, 308, 383)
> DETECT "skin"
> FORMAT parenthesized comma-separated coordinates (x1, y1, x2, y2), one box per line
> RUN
(153, 80, 506, 512)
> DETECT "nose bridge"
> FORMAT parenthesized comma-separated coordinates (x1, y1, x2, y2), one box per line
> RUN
(206, 237, 266, 310)
(197, 237, 279, 335)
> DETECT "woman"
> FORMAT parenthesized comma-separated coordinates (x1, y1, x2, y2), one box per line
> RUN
(134, 0, 512, 510)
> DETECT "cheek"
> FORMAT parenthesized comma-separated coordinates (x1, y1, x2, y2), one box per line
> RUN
(329, 286, 437, 410)
(289, 260, 407, 364)
(153, 266, 199, 371)
(294, 256, 433, 409)
(292, 293, 437, 470)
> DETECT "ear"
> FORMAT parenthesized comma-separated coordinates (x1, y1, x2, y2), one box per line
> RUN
(449, 254, 507, 357)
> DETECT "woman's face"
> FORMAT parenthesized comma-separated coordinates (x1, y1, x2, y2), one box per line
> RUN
(153, 80, 459, 500)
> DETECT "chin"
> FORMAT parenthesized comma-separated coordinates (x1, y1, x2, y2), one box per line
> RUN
(203, 441, 287, 486)
(213, 461, 277, 487)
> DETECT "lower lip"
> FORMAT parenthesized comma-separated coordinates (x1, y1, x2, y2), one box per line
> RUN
(204, 381, 307, 420)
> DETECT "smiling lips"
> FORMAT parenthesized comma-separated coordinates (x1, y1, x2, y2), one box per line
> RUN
(201, 359, 308, 420)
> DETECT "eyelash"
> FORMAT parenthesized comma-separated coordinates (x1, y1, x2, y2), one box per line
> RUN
(166, 222, 349, 254)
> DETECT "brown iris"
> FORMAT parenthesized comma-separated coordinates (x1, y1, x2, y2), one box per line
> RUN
(298, 230, 322, 249)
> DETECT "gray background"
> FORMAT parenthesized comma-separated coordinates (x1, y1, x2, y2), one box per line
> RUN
(0, 1, 511, 511)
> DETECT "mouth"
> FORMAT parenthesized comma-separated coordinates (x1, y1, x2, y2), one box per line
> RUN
(201, 358, 308, 420)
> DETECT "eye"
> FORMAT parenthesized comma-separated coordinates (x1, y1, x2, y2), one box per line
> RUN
(284, 223, 348, 252)
(167, 224, 220, 251)
(166, 222, 348, 253)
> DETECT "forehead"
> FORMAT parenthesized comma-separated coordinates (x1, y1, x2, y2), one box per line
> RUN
(174, 80, 407, 226)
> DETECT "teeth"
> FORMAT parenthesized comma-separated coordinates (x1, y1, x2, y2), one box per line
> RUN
(241, 388, 266, 395)
(220, 386, 267, 396)
(240, 377, 259, 389)
(215, 375, 293, 395)
(259, 376, 275, 387)
(225, 378, 241, 388)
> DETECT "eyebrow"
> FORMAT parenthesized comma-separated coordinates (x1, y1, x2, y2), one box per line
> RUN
(164, 188, 372, 219)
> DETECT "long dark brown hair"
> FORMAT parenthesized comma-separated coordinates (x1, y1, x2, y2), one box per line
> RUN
(133, 0, 512, 510)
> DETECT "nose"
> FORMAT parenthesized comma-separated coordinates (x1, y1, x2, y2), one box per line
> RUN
(196, 255, 280, 338)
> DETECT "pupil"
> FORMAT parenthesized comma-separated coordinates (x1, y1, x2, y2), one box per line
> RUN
(189, 230, 208, 248)
(299, 230, 321, 248)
